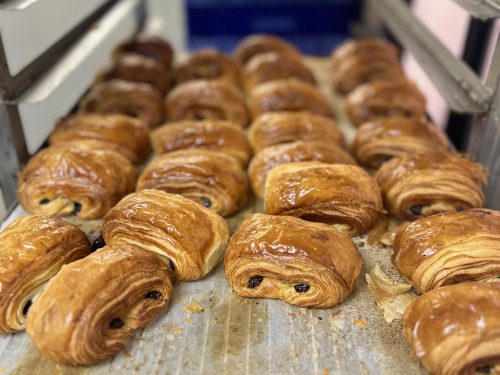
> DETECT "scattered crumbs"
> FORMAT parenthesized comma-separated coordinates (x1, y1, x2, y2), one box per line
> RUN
(166, 334, 175, 341)
(257, 318, 263, 323)
(168, 344, 176, 350)
(366, 263, 415, 323)
(211, 319, 218, 325)
(256, 302, 259, 305)
(322, 368, 330, 375)
(352, 318, 368, 328)
(318, 317, 323, 321)
(184, 299, 204, 314)
(358, 241, 366, 247)
(174, 326, 184, 335)
(123, 349, 134, 357)
(185, 316, 193, 325)
(367, 214, 389, 245)
(209, 298, 213, 302)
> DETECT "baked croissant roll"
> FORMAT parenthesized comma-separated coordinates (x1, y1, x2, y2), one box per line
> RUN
(242, 52, 316, 91)
(249, 140, 356, 198)
(113, 34, 174, 68)
(248, 111, 343, 153)
(346, 80, 426, 126)
(376, 151, 487, 220)
(331, 38, 404, 94)
(26, 244, 174, 365)
(402, 282, 500, 375)
(393, 209, 500, 293)
(176, 49, 240, 85)
(49, 113, 151, 165)
(95, 54, 174, 95)
(164, 80, 249, 127)
(79, 80, 163, 128)
(136, 149, 248, 217)
(265, 162, 383, 236)
(224, 213, 362, 308)
(331, 38, 400, 71)
(248, 79, 332, 119)
(17, 146, 136, 220)
(0, 216, 90, 333)
(103, 189, 229, 280)
(233, 34, 301, 66)
(151, 120, 252, 166)
(352, 118, 449, 168)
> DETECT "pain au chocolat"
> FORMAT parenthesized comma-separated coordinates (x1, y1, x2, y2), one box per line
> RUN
(265, 162, 383, 236)
(112, 34, 174, 69)
(331, 38, 404, 94)
(164, 80, 249, 127)
(79, 79, 163, 128)
(249, 140, 356, 198)
(50, 113, 151, 165)
(242, 52, 316, 91)
(136, 149, 248, 217)
(103, 189, 229, 280)
(95, 54, 174, 95)
(0, 216, 90, 333)
(176, 49, 240, 85)
(393, 209, 500, 293)
(151, 120, 252, 167)
(233, 34, 301, 66)
(26, 244, 173, 366)
(346, 80, 426, 126)
(247, 79, 332, 119)
(402, 282, 500, 375)
(17, 146, 136, 220)
(352, 118, 449, 168)
(224, 213, 362, 308)
(248, 111, 343, 153)
(376, 151, 487, 220)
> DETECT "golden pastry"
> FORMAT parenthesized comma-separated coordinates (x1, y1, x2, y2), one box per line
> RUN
(242, 52, 316, 91)
(26, 244, 174, 365)
(393, 209, 500, 293)
(49, 113, 151, 165)
(79, 79, 163, 128)
(95, 54, 174, 95)
(17, 146, 136, 220)
(103, 189, 229, 280)
(176, 49, 240, 85)
(331, 38, 400, 71)
(0, 216, 90, 333)
(151, 120, 252, 166)
(248, 111, 343, 152)
(346, 80, 426, 126)
(164, 80, 249, 126)
(249, 140, 356, 198)
(136, 149, 248, 217)
(248, 79, 332, 119)
(234, 34, 301, 66)
(376, 151, 487, 219)
(331, 38, 404, 94)
(113, 33, 174, 68)
(352, 118, 449, 168)
(265, 162, 383, 236)
(224, 213, 362, 308)
(402, 282, 500, 375)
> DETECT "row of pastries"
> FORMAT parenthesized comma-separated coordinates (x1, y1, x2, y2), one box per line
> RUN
(0, 32, 498, 374)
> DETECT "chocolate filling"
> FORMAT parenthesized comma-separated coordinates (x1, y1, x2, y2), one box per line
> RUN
(168, 259, 176, 272)
(294, 284, 310, 293)
(145, 291, 162, 300)
(475, 365, 492, 374)
(109, 318, 124, 329)
(247, 276, 263, 289)
(74, 202, 82, 213)
(39, 198, 50, 205)
(22, 300, 32, 316)
(91, 235, 105, 252)
(409, 205, 423, 216)
(200, 197, 212, 208)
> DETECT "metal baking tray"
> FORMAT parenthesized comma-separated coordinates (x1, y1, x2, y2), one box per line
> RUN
(0, 57, 427, 375)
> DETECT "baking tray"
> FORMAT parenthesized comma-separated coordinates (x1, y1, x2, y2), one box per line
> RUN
(0, 57, 427, 375)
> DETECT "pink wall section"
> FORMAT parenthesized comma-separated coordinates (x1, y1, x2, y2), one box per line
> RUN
(402, 0, 470, 128)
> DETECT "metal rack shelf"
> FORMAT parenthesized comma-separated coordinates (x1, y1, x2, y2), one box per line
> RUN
(452, 0, 500, 20)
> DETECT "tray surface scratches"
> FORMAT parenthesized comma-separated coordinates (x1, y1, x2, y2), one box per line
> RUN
(0, 58, 426, 375)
